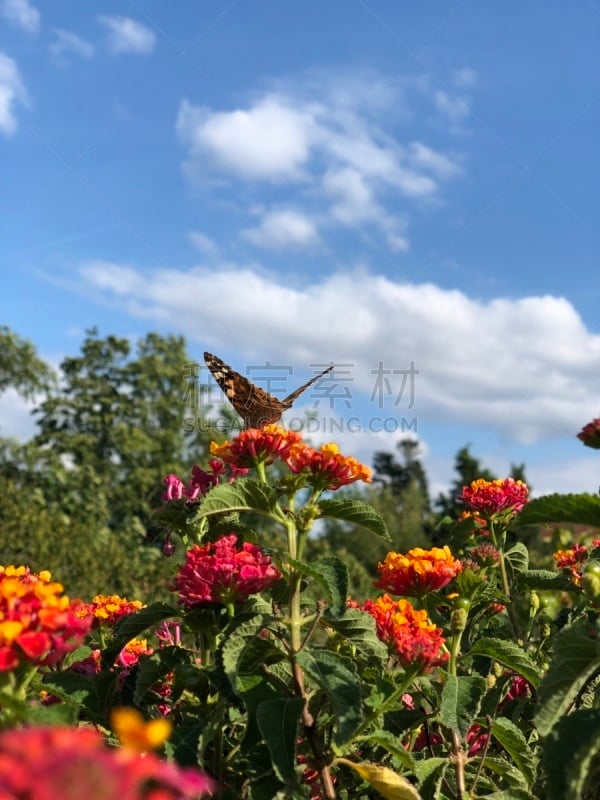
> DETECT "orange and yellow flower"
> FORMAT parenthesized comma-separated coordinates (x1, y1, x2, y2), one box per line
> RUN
(285, 442, 372, 490)
(375, 546, 462, 597)
(461, 478, 529, 516)
(0, 565, 91, 672)
(363, 594, 448, 671)
(80, 594, 144, 627)
(210, 425, 302, 467)
(111, 707, 172, 753)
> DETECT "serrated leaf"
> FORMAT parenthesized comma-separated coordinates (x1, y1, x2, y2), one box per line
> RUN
(102, 602, 178, 666)
(516, 493, 600, 528)
(481, 756, 529, 789)
(321, 608, 388, 661)
(439, 675, 487, 737)
(193, 477, 279, 518)
(362, 730, 417, 771)
(504, 543, 529, 577)
(542, 708, 600, 800)
(255, 697, 304, 784)
(296, 649, 362, 745)
(133, 646, 192, 705)
(534, 624, 600, 736)
(291, 556, 348, 617)
(468, 638, 542, 689)
(491, 717, 536, 788)
(318, 498, 390, 541)
(337, 759, 423, 800)
(220, 613, 276, 695)
(516, 569, 574, 592)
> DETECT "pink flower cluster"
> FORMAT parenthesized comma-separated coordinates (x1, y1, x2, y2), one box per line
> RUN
(0, 725, 214, 800)
(173, 534, 282, 608)
(162, 460, 248, 502)
(461, 478, 529, 516)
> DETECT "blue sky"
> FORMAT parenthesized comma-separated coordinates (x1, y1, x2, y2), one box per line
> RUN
(1, 0, 599, 497)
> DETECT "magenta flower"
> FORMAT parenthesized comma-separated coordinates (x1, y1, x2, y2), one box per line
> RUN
(173, 534, 282, 608)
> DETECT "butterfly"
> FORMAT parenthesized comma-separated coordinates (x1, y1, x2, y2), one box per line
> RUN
(204, 351, 334, 430)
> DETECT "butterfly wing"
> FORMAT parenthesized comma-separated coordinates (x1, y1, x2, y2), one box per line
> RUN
(204, 352, 286, 429)
(282, 363, 334, 408)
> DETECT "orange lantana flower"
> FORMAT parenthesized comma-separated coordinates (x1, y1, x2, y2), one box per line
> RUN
(210, 425, 302, 467)
(285, 442, 372, 490)
(363, 594, 448, 671)
(375, 546, 462, 597)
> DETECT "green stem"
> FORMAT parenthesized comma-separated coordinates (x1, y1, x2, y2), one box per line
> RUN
(490, 521, 522, 641)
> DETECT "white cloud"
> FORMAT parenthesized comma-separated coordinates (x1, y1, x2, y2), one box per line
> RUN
(0, 53, 29, 136)
(242, 210, 320, 250)
(0, 0, 39, 33)
(434, 90, 471, 128)
(0, 388, 37, 441)
(409, 142, 462, 179)
(177, 97, 313, 182)
(77, 261, 600, 449)
(188, 231, 219, 255)
(99, 16, 156, 55)
(49, 29, 95, 63)
(176, 72, 464, 252)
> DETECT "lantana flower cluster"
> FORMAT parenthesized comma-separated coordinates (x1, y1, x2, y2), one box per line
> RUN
(81, 594, 144, 627)
(577, 417, 600, 450)
(0, 725, 214, 800)
(210, 425, 302, 467)
(461, 478, 529, 516)
(163, 459, 248, 502)
(554, 541, 600, 587)
(207, 426, 372, 491)
(173, 534, 282, 608)
(0, 565, 91, 672)
(362, 594, 448, 671)
(286, 441, 372, 490)
(375, 546, 462, 597)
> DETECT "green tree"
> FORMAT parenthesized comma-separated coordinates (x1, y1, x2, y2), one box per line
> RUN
(0, 329, 216, 599)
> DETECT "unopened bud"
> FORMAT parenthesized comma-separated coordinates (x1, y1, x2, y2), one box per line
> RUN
(451, 607, 468, 634)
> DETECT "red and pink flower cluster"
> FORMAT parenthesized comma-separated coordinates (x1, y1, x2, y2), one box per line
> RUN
(0, 565, 91, 672)
(173, 534, 282, 608)
(0, 725, 214, 799)
(163, 459, 248, 502)
(461, 478, 529, 516)
(577, 417, 600, 450)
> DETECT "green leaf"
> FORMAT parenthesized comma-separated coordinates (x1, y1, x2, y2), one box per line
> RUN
(317, 498, 390, 541)
(482, 756, 529, 789)
(102, 602, 178, 666)
(296, 649, 363, 745)
(220, 613, 278, 695)
(491, 717, 536, 788)
(291, 556, 348, 617)
(193, 477, 279, 518)
(133, 646, 191, 705)
(414, 757, 448, 798)
(542, 708, 600, 800)
(468, 638, 542, 689)
(439, 674, 487, 737)
(534, 624, 600, 736)
(256, 697, 304, 784)
(504, 543, 529, 578)
(516, 493, 600, 528)
(321, 608, 388, 661)
(361, 729, 417, 772)
(516, 569, 574, 592)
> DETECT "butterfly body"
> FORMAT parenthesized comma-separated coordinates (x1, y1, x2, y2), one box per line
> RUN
(204, 352, 333, 429)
